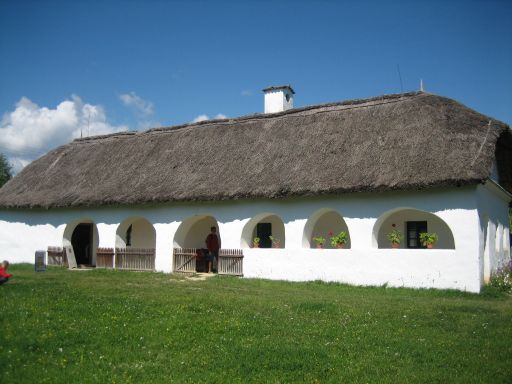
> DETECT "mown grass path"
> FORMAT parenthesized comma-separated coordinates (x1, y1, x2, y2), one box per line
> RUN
(1, 264, 511, 383)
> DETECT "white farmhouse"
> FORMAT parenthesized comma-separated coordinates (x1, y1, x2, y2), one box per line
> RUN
(0, 87, 510, 292)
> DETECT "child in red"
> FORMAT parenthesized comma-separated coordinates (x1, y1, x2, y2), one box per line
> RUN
(0, 260, 12, 285)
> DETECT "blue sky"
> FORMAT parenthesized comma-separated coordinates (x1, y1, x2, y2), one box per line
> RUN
(0, 0, 511, 171)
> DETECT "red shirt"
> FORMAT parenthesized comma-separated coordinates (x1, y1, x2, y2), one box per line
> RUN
(206, 233, 220, 252)
(0, 267, 12, 278)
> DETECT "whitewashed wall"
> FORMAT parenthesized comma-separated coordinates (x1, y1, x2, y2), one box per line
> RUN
(1, 185, 510, 293)
(243, 249, 470, 291)
(476, 182, 511, 283)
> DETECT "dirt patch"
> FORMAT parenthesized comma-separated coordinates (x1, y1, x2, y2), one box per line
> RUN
(185, 273, 216, 281)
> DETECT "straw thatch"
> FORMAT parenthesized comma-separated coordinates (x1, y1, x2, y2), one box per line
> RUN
(0, 91, 510, 209)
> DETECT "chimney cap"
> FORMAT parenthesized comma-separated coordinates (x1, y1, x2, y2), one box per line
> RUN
(262, 85, 295, 94)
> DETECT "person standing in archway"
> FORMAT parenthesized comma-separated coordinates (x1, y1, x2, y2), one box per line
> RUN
(205, 227, 220, 273)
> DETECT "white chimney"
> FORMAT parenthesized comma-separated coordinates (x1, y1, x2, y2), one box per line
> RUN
(263, 85, 295, 113)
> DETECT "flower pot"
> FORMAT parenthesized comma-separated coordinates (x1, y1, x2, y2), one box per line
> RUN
(391, 242, 400, 249)
(253, 244, 259, 248)
(426, 244, 433, 249)
(316, 244, 323, 249)
(335, 244, 345, 249)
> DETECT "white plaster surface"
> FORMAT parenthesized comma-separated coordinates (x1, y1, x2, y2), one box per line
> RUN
(476, 182, 511, 283)
(264, 88, 294, 113)
(1, 185, 509, 292)
(243, 248, 478, 292)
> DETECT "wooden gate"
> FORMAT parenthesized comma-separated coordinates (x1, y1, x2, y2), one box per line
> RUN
(115, 248, 155, 271)
(218, 249, 244, 276)
(172, 248, 197, 273)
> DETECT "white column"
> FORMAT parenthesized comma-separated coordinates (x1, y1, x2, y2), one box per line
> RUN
(154, 223, 174, 273)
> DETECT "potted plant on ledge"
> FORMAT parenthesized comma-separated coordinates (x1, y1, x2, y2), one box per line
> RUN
(420, 232, 438, 249)
(387, 227, 403, 249)
(312, 236, 326, 249)
(269, 236, 281, 248)
(330, 231, 348, 249)
(252, 237, 260, 248)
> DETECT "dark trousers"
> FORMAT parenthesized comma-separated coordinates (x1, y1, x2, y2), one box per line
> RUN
(0, 277, 9, 285)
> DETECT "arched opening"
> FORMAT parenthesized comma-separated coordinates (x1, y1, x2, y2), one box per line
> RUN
(174, 215, 220, 249)
(302, 209, 351, 248)
(63, 219, 99, 266)
(240, 213, 285, 248)
(373, 208, 455, 249)
(116, 217, 156, 249)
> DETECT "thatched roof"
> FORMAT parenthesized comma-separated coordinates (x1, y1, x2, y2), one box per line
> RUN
(0, 91, 510, 209)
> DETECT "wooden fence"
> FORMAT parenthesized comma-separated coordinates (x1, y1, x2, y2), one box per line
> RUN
(172, 248, 197, 273)
(115, 248, 155, 271)
(173, 248, 243, 276)
(46, 246, 242, 275)
(96, 247, 115, 268)
(218, 249, 244, 276)
(46, 246, 155, 271)
(47, 246, 67, 267)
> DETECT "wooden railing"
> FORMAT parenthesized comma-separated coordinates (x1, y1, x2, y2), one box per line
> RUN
(47, 246, 67, 267)
(173, 248, 197, 273)
(96, 247, 114, 268)
(173, 248, 243, 276)
(46, 246, 155, 271)
(115, 248, 155, 271)
(218, 249, 244, 276)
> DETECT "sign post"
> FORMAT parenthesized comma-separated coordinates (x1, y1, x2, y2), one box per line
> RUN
(35, 250, 46, 272)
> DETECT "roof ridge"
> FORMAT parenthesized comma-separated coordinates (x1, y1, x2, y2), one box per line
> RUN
(73, 91, 427, 144)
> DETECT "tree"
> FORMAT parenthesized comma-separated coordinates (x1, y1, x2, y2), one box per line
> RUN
(0, 153, 12, 188)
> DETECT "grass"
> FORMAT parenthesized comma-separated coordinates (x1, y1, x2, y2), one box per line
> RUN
(1, 264, 511, 383)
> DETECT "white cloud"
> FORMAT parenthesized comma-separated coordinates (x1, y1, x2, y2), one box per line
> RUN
(241, 90, 253, 96)
(119, 92, 154, 116)
(0, 96, 127, 173)
(191, 113, 227, 123)
(191, 114, 209, 123)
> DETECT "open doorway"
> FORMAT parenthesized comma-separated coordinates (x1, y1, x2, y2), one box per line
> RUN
(71, 223, 93, 266)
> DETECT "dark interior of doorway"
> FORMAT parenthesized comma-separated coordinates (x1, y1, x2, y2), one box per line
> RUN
(71, 223, 93, 266)
(257, 223, 272, 248)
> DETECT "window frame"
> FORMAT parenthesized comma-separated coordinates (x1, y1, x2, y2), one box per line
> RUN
(406, 221, 427, 249)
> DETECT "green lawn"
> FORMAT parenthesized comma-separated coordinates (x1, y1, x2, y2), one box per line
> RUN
(1, 265, 511, 383)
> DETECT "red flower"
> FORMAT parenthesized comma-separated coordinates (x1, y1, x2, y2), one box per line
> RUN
(328, 231, 334, 236)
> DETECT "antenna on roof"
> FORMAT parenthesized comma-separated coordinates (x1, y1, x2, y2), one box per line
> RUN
(420, 79, 424, 92)
(396, 64, 404, 93)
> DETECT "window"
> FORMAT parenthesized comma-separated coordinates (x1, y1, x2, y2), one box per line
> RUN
(406, 221, 427, 248)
